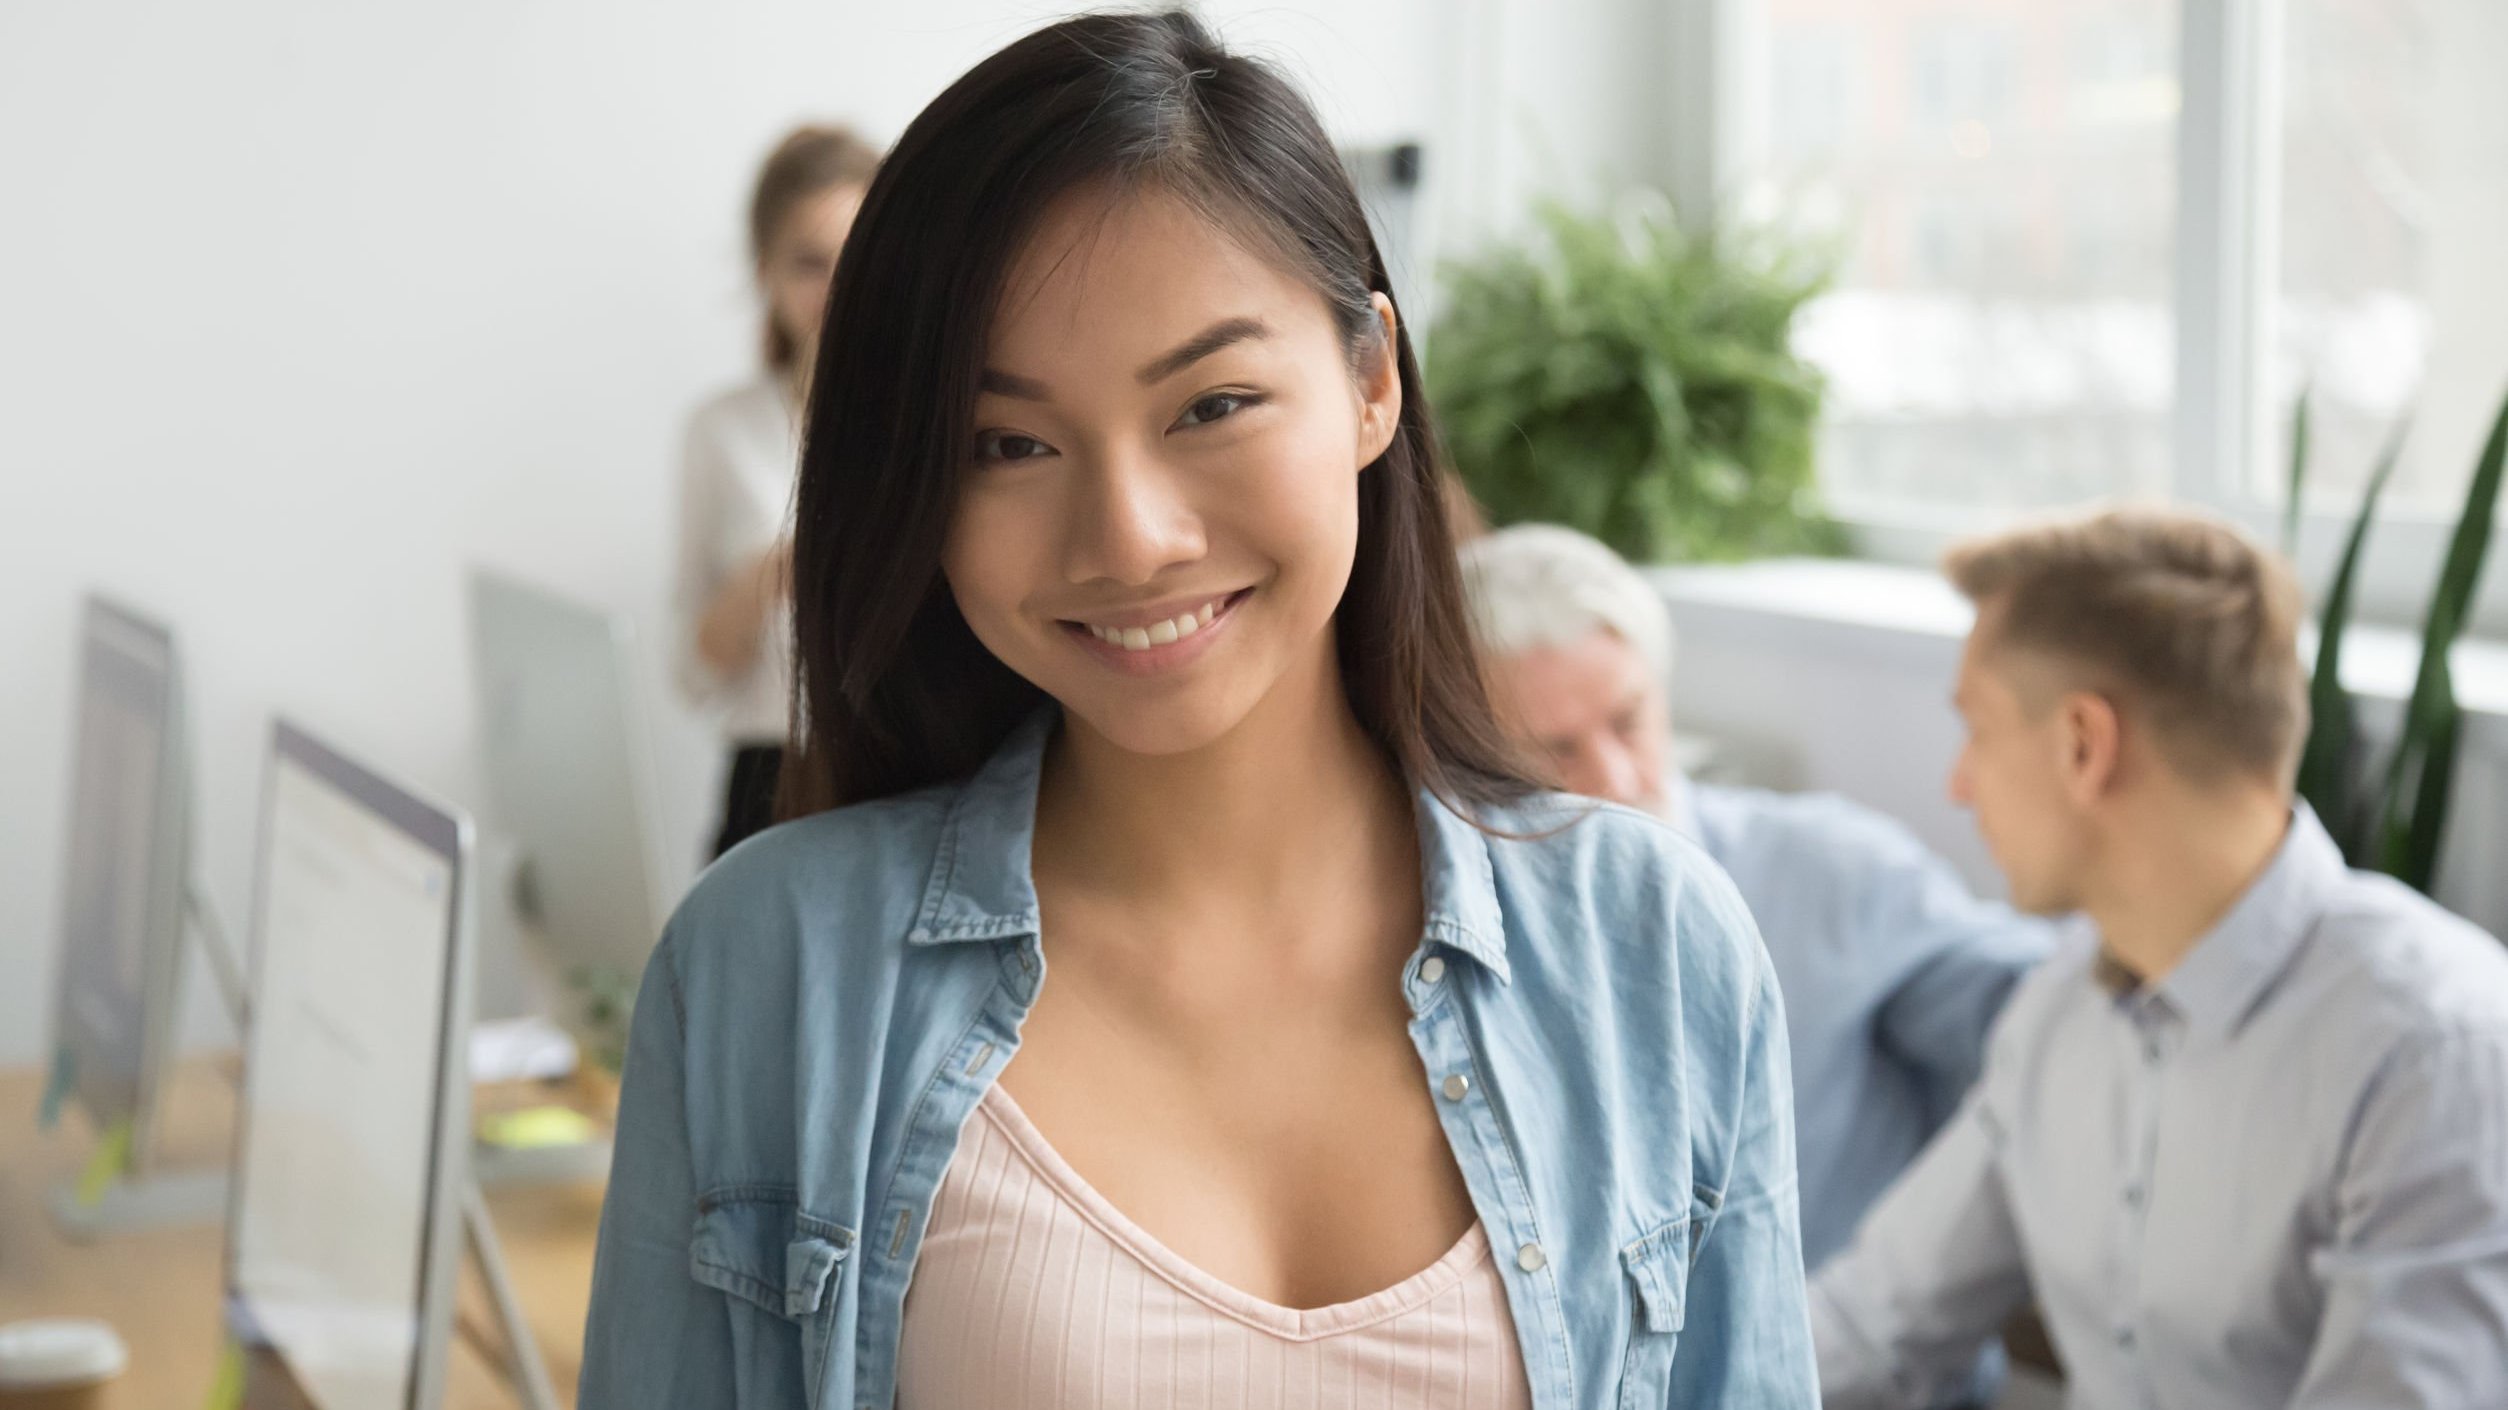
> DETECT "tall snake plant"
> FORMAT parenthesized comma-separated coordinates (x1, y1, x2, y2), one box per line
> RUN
(2291, 384, 2508, 895)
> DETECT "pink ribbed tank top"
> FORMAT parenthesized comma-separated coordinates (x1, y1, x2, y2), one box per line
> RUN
(895, 1084, 1533, 1409)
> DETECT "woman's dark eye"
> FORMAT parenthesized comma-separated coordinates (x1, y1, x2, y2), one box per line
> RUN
(1176, 392, 1253, 427)
(975, 430, 1053, 463)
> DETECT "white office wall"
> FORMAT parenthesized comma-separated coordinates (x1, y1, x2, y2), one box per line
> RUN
(0, 0, 1664, 1066)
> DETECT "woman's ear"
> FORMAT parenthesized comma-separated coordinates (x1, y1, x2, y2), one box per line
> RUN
(1355, 292, 1402, 469)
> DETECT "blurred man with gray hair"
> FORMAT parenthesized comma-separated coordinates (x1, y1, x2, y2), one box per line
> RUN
(1460, 524, 2053, 1279)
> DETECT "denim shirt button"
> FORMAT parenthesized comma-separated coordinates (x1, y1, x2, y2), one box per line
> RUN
(1516, 1242, 1547, 1273)
(1418, 956, 1447, 985)
(1441, 1073, 1471, 1101)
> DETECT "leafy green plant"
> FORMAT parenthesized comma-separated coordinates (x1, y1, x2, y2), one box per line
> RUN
(2370, 394, 2507, 891)
(2290, 409, 2403, 839)
(2281, 386, 2312, 558)
(1426, 197, 1844, 563)
(2292, 384, 2508, 894)
(568, 963, 639, 1076)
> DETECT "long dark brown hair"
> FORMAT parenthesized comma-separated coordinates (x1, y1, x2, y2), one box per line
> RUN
(779, 9, 1535, 817)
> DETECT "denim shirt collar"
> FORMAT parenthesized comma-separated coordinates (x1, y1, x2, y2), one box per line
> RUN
(907, 710, 1053, 946)
(2148, 802, 2347, 1040)
(905, 708, 1513, 984)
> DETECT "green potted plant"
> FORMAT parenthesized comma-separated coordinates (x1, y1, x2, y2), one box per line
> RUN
(1426, 196, 1843, 562)
(565, 962, 639, 1117)
(2290, 383, 2508, 896)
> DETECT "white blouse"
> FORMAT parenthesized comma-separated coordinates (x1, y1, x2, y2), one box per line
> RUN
(673, 374, 799, 746)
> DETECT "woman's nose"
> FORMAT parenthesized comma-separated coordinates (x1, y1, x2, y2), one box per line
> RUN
(1064, 444, 1205, 588)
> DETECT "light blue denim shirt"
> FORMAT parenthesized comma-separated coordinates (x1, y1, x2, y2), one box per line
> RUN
(581, 711, 1817, 1409)
(1811, 805, 2508, 1409)
(1675, 781, 2054, 1269)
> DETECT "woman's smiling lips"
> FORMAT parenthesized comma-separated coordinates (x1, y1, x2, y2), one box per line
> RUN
(1059, 587, 1253, 675)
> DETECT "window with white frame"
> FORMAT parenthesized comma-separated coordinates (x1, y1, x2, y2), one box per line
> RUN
(1746, 0, 2508, 565)
(1757, 0, 2179, 521)
(2267, 0, 2508, 516)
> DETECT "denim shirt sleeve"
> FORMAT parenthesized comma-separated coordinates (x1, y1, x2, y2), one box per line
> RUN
(1665, 898, 1821, 1406)
(579, 939, 741, 1406)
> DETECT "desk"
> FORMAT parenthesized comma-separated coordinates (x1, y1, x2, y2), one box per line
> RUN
(0, 1061, 603, 1408)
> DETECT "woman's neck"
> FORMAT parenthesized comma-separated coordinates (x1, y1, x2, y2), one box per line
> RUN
(1034, 646, 1412, 913)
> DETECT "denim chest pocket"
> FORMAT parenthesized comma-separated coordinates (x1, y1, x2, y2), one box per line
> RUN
(690, 1188, 855, 1408)
(1615, 1216, 1690, 1409)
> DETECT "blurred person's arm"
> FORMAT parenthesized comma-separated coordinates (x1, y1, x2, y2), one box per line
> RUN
(694, 539, 789, 682)
(2286, 1029, 2508, 1407)
(675, 410, 787, 701)
(1862, 835, 2054, 1114)
(1810, 1096, 2032, 1409)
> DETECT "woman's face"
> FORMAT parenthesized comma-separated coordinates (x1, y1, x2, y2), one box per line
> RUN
(941, 186, 1401, 759)
(761, 183, 865, 361)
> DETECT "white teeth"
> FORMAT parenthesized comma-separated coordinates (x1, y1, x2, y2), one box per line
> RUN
(1084, 596, 1231, 652)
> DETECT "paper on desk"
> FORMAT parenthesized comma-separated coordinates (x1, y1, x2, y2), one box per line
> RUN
(204, 1339, 245, 1410)
(478, 1106, 600, 1149)
(74, 1120, 133, 1207)
(469, 1016, 579, 1084)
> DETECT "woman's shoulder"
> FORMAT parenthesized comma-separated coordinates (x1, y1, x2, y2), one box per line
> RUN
(1476, 790, 1769, 1002)
(1477, 789, 1756, 921)
(658, 783, 958, 987)
(1469, 791, 1780, 1194)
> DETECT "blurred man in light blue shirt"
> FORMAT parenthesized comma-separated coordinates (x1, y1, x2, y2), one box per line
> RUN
(1461, 525, 2055, 1271)
(1812, 509, 2508, 1408)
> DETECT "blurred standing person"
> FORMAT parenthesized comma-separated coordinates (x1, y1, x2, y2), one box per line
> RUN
(676, 125, 880, 859)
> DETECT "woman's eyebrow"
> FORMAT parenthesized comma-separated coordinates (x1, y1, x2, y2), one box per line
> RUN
(1136, 316, 1271, 384)
(979, 316, 1273, 401)
(980, 367, 1051, 400)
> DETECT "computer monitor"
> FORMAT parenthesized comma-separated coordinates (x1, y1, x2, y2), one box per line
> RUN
(222, 721, 474, 1410)
(465, 568, 669, 987)
(46, 595, 191, 1173)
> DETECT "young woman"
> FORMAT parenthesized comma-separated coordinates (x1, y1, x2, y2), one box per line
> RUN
(586, 12, 1813, 1408)
(674, 124, 880, 859)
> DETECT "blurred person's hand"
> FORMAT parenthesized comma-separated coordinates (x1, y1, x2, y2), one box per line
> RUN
(696, 538, 793, 680)
(761, 538, 793, 599)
